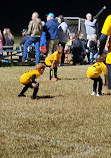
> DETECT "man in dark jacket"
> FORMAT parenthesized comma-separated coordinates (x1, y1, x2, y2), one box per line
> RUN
(43, 13, 59, 56)
(70, 37, 84, 65)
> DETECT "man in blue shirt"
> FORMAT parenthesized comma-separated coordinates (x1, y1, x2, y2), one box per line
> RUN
(43, 13, 59, 56)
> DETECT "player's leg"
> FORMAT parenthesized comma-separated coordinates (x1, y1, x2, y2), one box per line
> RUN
(18, 84, 30, 97)
(50, 68, 53, 80)
(97, 77, 102, 96)
(54, 67, 57, 79)
(31, 82, 39, 99)
(91, 78, 97, 95)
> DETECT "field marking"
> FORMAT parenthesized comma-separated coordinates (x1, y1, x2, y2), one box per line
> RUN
(0, 129, 100, 157)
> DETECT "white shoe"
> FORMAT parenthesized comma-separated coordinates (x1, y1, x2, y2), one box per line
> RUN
(91, 91, 96, 96)
(96, 93, 102, 96)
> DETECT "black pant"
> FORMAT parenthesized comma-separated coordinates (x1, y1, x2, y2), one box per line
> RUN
(50, 67, 57, 80)
(72, 53, 83, 65)
(107, 64, 111, 89)
(20, 82, 39, 98)
(59, 42, 66, 64)
(91, 77, 102, 94)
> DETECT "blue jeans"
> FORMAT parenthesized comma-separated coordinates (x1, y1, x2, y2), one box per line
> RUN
(90, 52, 98, 65)
(22, 37, 40, 65)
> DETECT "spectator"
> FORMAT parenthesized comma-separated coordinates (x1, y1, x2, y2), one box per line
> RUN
(70, 32, 84, 65)
(3, 28, 14, 55)
(89, 34, 98, 65)
(85, 13, 97, 40)
(22, 12, 42, 65)
(43, 13, 58, 56)
(79, 32, 87, 62)
(57, 15, 69, 65)
(3, 28, 14, 47)
(20, 29, 29, 46)
(0, 30, 4, 55)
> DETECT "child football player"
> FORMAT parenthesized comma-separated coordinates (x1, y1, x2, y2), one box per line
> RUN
(87, 53, 107, 96)
(45, 45, 63, 81)
(18, 63, 46, 99)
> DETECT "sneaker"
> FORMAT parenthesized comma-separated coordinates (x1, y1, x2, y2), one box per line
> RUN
(96, 93, 102, 96)
(51, 78, 57, 82)
(91, 91, 96, 96)
(18, 94, 26, 97)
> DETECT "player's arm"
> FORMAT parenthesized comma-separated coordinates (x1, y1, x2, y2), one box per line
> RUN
(50, 60, 58, 69)
(99, 34, 108, 55)
(104, 74, 107, 86)
(32, 74, 36, 83)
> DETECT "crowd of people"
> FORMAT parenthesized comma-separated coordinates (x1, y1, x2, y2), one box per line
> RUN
(1, 11, 111, 97)
(0, 11, 106, 66)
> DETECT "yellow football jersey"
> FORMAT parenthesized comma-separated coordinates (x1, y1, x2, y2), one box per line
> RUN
(20, 70, 40, 84)
(45, 50, 62, 66)
(101, 15, 111, 64)
(87, 62, 107, 78)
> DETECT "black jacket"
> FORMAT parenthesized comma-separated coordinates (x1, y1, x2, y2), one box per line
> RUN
(71, 38, 83, 55)
(4, 35, 14, 46)
(89, 40, 98, 54)
(20, 35, 29, 45)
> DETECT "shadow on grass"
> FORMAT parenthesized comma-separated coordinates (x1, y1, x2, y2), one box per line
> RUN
(61, 77, 87, 81)
(102, 93, 111, 96)
(36, 95, 62, 99)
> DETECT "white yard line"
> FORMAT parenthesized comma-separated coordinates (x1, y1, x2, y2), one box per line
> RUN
(0, 129, 100, 157)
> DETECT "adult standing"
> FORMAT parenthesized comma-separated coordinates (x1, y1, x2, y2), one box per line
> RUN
(22, 12, 42, 65)
(85, 13, 97, 40)
(57, 15, 69, 65)
(43, 13, 58, 56)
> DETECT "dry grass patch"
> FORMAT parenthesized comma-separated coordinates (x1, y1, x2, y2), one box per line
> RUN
(0, 65, 111, 158)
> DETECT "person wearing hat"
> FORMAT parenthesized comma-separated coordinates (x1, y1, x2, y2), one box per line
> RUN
(87, 53, 107, 96)
(43, 13, 59, 56)
(20, 29, 29, 46)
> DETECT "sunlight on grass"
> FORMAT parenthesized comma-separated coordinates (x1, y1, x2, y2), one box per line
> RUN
(0, 65, 111, 157)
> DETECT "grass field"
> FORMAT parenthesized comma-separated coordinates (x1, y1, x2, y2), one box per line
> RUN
(0, 65, 111, 158)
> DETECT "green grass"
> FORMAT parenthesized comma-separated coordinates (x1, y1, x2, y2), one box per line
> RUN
(0, 65, 111, 158)
(14, 35, 21, 45)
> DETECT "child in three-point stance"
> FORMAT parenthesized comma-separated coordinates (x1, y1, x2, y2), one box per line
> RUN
(45, 45, 63, 81)
(18, 63, 46, 99)
(87, 53, 107, 96)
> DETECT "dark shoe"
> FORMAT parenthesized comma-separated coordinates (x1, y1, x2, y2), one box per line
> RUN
(31, 96, 36, 99)
(18, 94, 26, 97)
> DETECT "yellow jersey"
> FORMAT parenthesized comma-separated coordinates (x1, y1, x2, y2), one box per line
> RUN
(20, 70, 40, 84)
(101, 15, 111, 64)
(87, 62, 107, 78)
(45, 50, 62, 66)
